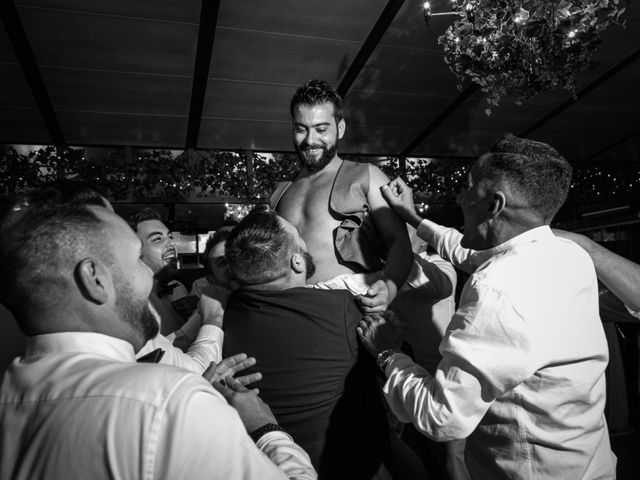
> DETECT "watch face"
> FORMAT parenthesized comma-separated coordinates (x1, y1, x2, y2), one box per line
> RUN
(376, 349, 394, 369)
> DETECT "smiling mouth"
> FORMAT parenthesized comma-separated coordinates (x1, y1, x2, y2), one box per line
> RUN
(162, 249, 177, 263)
(304, 147, 324, 155)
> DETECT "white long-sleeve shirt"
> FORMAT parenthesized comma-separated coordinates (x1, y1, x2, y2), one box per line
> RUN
(0, 332, 316, 480)
(136, 297, 224, 374)
(416, 219, 489, 274)
(383, 226, 616, 479)
(137, 323, 223, 374)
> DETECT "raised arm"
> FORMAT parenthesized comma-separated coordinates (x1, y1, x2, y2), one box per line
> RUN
(554, 229, 640, 315)
(359, 165, 413, 312)
(138, 299, 223, 374)
(382, 177, 491, 274)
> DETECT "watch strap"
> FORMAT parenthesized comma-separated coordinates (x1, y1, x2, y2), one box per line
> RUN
(249, 423, 285, 443)
(376, 348, 399, 371)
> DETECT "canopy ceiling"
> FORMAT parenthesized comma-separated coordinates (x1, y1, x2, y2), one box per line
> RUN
(1, 0, 639, 162)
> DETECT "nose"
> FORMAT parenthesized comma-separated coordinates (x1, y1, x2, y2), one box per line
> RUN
(304, 129, 319, 146)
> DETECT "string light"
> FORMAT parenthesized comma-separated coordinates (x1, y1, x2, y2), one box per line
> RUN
(1, 147, 639, 206)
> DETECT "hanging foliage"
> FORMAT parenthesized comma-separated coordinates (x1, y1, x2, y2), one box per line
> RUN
(437, 0, 626, 114)
(1, 146, 639, 203)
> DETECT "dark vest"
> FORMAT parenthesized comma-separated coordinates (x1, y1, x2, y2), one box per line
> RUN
(270, 159, 386, 272)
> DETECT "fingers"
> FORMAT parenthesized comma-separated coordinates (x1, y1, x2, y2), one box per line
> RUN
(381, 177, 409, 199)
(357, 319, 370, 337)
(357, 280, 389, 314)
(357, 295, 387, 314)
(360, 304, 387, 314)
(211, 378, 233, 400)
(235, 372, 263, 387)
(217, 354, 257, 380)
(366, 281, 386, 296)
(203, 361, 217, 382)
(218, 353, 249, 370)
(227, 357, 257, 376)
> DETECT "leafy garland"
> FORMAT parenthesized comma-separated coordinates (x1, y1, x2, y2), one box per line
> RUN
(1, 147, 639, 203)
(438, 0, 627, 114)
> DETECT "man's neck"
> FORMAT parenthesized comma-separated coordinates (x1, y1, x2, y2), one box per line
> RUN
(239, 274, 306, 293)
(301, 156, 342, 178)
(490, 216, 547, 248)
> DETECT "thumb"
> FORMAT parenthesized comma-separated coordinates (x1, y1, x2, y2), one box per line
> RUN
(380, 183, 394, 202)
(366, 282, 385, 297)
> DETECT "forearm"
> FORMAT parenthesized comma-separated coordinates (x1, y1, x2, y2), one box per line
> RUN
(169, 311, 202, 349)
(257, 432, 317, 480)
(382, 353, 484, 441)
(383, 239, 414, 302)
(417, 219, 489, 274)
(184, 325, 224, 372)
(580, 237, 640, 312)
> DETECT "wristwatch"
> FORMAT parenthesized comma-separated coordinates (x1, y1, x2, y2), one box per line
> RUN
(376, 348, 399, 372)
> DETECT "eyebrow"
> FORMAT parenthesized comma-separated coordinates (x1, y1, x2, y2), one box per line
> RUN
(146, 230, 166, 240)
(295, 121, 332, 127)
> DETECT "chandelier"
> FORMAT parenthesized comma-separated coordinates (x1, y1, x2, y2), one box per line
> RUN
(425, 1, 627, 114)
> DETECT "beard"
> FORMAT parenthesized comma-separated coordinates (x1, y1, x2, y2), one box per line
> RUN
(295, 141, 337, 173)
(302, 251, 316, 280)
(115, 279, 159, 342)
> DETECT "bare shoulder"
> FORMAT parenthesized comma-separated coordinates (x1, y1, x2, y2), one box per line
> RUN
(367, 163, 391, 190)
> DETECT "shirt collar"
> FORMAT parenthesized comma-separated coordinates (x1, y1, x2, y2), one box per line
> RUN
(25, 332, 137, 363)
(480, 225, 553, 259)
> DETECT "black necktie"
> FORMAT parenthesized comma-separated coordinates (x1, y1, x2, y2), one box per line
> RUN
(137, 348, 165, 363)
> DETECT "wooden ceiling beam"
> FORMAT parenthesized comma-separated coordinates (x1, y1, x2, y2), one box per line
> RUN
(400, 84, 479, 156)
(0, 0, 65, 146)
(185, 0, 221, 149)
(520, 47, 640, 138)
(337, 0, 405, 99)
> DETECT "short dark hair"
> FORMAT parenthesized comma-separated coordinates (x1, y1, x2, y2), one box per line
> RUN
(0, 193, 109, 331)
(290, 79, 343, 122)
(225, 209, 294, 286)
(205, 227, 234, 257)
(127, 207, 162, 233)
(478, 133, 572, 221)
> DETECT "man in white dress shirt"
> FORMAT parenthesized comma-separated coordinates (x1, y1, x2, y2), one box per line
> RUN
(127, 207, 198, 335)
(0, 191, 316, 479)
(359, 134, 616, 479)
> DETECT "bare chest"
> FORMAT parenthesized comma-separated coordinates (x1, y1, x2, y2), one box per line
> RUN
(276, 175, 340, 240)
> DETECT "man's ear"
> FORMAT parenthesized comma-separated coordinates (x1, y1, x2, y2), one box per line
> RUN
(76, 258, 111, 304)
(489, 191, 507, 217)
(290, 252, 305, 274)
(337, 118, 346, 140)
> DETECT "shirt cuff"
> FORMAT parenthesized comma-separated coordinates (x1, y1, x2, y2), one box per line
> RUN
(195, 324, 224, 343)
(383, 351, 413, 376)
(417, 218, 446, 246)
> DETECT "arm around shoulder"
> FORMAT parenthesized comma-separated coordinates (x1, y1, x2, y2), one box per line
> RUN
(554, 229, 640, 313)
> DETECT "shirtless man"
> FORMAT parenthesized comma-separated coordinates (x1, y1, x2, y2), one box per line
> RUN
(271, 79, 412, 312)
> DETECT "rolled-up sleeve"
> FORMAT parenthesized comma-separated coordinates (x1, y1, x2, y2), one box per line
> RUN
(383, 282, 540, 441)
